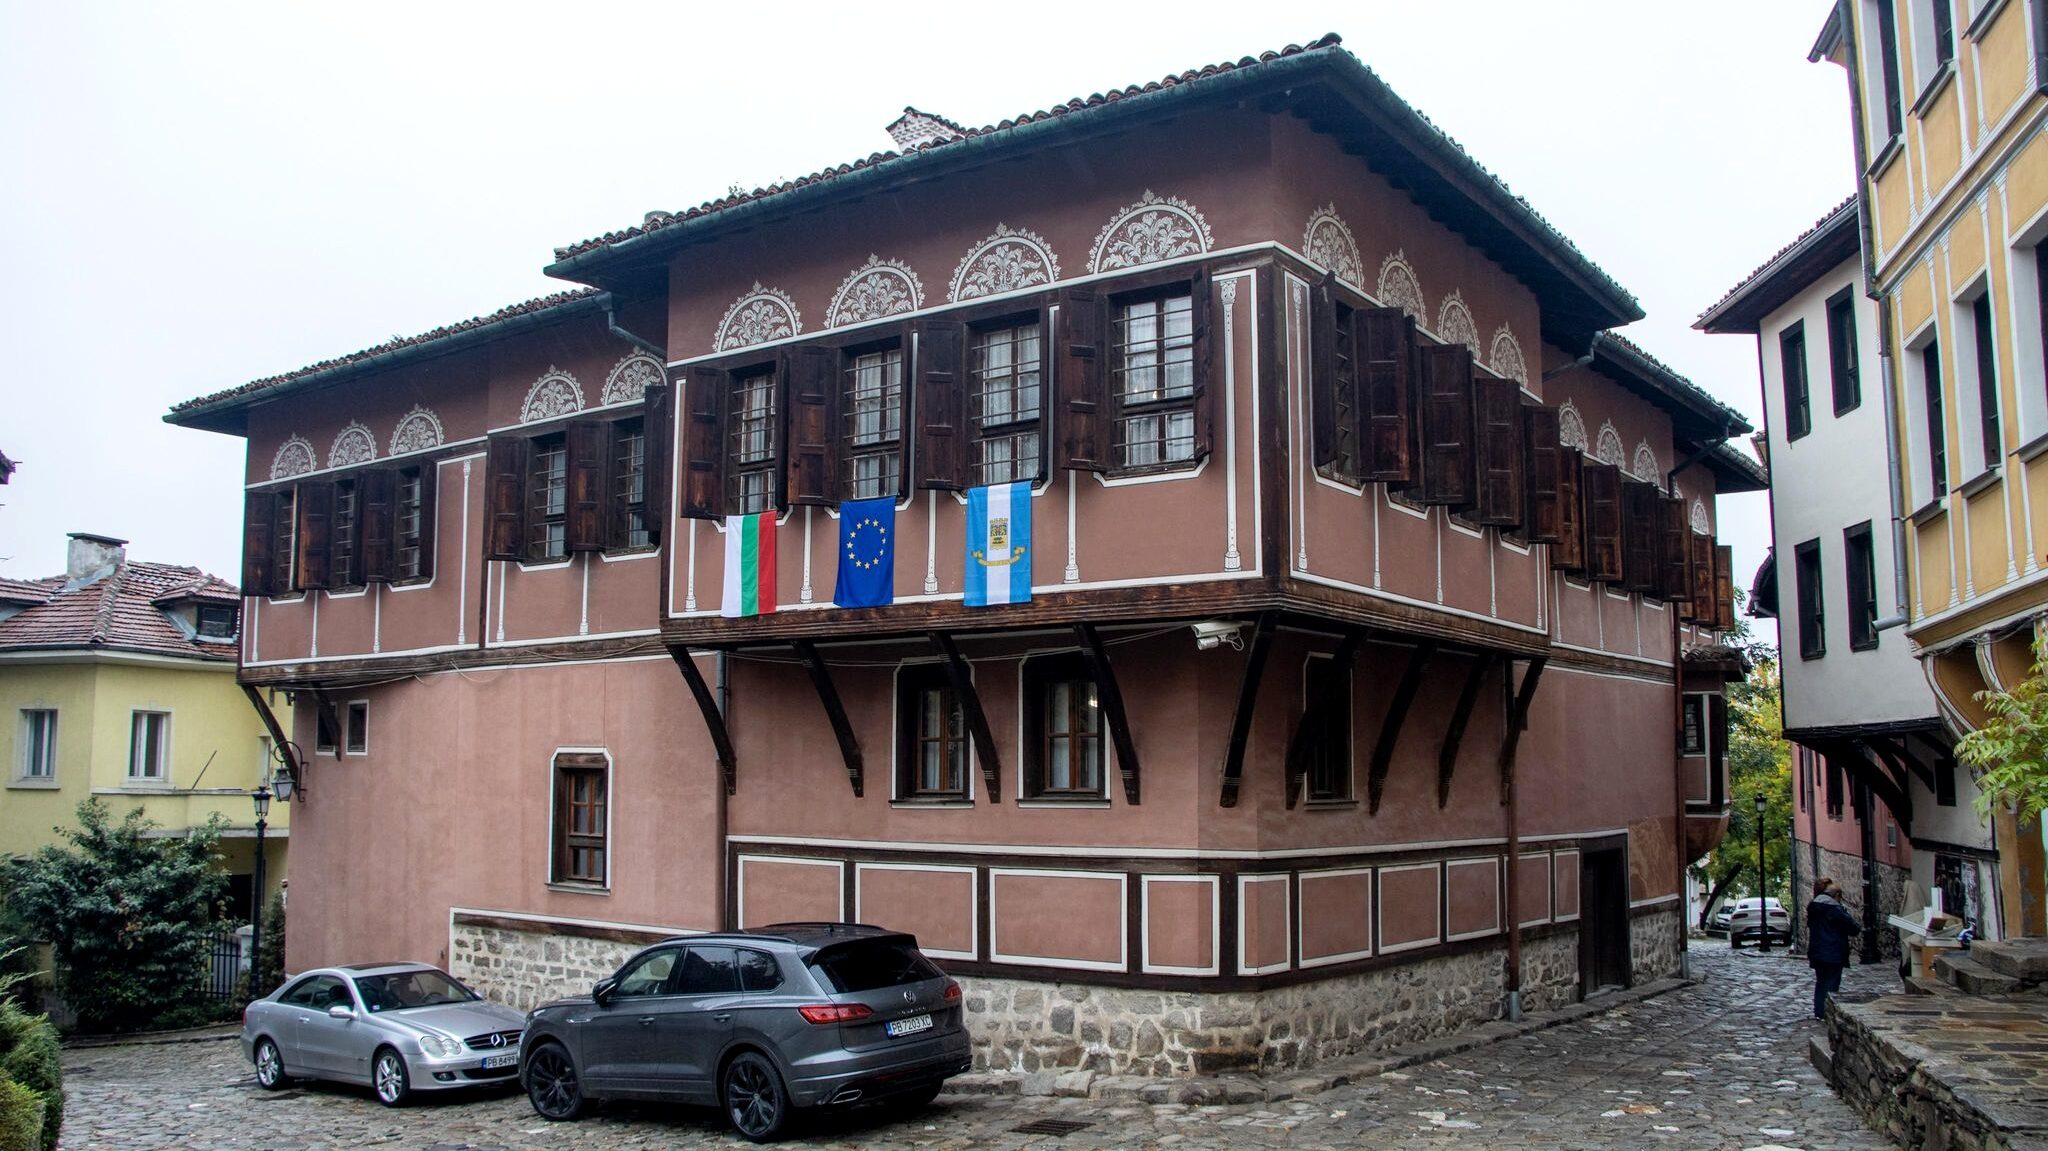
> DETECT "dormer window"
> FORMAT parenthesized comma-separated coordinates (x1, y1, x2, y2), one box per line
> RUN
(196, 605, 237, 640)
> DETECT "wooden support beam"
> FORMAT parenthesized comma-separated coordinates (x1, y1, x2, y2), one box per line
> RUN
(930, 632, 1002, 803)
(791, 640, 864, 797)
(1074, 622, 1143, 806)
(1284, 629, 1366, 809)
(1880, 735, 1938, 794)
(239, 683, 303, 798)
(307, 688, 342, 758)
(1495, 656, 1548, 802)
(1860, 738, 1917, 831)
(1437, 652, 1499, 809)
(1811, 737, 1911, 835)
(667, 647, 737, 796)
(1368, 641, 1438, 814)
(1219, 612, 1279, 808)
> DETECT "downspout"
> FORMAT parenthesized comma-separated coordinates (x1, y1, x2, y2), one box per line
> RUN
(716, 651, 732, 929)
(1541, 331, 1603, 383)
(600, 292, 666, 359)
(1502, 667, 1523, 1020)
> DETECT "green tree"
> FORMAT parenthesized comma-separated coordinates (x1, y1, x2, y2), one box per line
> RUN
(2, 800, 228, 1033)
(1956, 644, 2048, 823)
(1691, 654, 1796, 926)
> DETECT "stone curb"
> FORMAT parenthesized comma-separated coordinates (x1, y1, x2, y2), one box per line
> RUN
(947, 975, 1692, 1105)
(62, 1023, 241, 1050)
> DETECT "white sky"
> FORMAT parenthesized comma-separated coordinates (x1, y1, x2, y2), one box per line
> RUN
(1, 1, 1847, 648)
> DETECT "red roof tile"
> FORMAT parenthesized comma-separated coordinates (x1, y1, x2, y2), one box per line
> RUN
(0, 560, 241, 662)
(1696, 195, 1858, 325)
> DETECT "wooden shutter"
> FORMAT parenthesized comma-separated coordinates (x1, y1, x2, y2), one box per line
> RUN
(1189, 265, 1215, 462)
(1057, 286, 1107, 471)
(1418, 344, 1475, 506)
(1580, 462, 1623, 583)
(1552, 448, 1585, 572)
(1690, 531, 1714, 615)
(641, 381, 673, 547)
(682, 364, 727, 519)
(241, 490, 276, 597)
(413, 465, 438, 580)
(1359, 307, 1415, 483)
(1522, 406, 1561, 543)
(1311, 273, 1340, 471)
(784, 345, 837, 505)
(1620, 480, 1661, 592)
(484, 434, 530, 561)
(1715, 544, 1736, 630)
(1472, 376, 1524, 526)
(564, 420, 607, 552)
(358, 468, 395, 583)
(915, 318, 968, 490)
(1660, 497, 1690, 611)
(293, 480, 333, 591)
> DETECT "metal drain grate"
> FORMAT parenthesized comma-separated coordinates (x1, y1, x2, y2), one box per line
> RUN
(1011, 1118, 1094, 1136)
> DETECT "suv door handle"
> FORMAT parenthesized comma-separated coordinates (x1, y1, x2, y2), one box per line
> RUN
(637, 1015, 656, 1026)
(714, 1013, 733, 1023)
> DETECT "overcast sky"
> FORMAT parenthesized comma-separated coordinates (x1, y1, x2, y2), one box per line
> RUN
(1, 1, 1845, 647)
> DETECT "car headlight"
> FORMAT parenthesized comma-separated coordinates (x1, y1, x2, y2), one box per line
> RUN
(419, 1034, 465, 1058)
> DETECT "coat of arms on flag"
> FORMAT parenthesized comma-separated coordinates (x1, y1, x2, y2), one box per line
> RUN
(965, 481, 1032, 607)
(720, 512, 776, 618)
(834, 497, 896, 608)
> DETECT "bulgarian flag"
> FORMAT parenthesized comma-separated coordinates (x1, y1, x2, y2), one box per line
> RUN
(720, 513, 777, 617)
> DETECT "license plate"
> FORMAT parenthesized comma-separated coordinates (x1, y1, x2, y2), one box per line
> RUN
(886, 1013, 933, 1038)
(482, 1053, 518, 1069)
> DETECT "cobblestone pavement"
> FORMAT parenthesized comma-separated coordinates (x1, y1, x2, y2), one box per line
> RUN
(61, 944, 1901, 1150)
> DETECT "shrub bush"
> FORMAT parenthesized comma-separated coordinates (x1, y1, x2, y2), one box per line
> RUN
(0, 1074, 44, 1151)
(0, 1002, 61, 1151)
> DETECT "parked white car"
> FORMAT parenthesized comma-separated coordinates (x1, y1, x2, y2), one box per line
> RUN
(1726, 898, 1792, 947)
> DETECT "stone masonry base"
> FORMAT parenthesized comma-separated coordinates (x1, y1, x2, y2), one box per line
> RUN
(1791, 843, 1909, 959)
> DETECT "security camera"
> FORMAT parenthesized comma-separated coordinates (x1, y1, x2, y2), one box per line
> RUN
(1192, 621, 1246, 651)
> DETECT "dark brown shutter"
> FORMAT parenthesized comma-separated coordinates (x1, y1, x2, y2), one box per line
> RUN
(293, 480, 333, 591)
(682, 364, 727, 518)
(1690, 531, 1714, 614)
(1311, 273, 1340, 472)
(1581, 462, 1623, 583)
(784, 345, 837, 504)
(1715, 544, 1736, 630)
(915, 318, 968, 490)
(1522, 407, 1561, 543)
(1472, 376, 1524, 526)
(1189, 265, 1215, 461)
(1659, 497, 1690, 610)
(1057, 286, 1107, 471)
(241, 490, 277, 597)
(565, 420, 607, 552)
(1552, 448, 1585, 572)
(1359, 307, 1415, 483)
(413, 465, 438, 580)
(1620, 480, 1661, 592)
(484, 434, 530, 560)
(359, 468, 395, 583)
(1418, 344, 1475, 506)
(642, 381, 673, 546)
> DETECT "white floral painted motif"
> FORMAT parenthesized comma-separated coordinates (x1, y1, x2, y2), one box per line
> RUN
(949, 224, 1062, 302)
(826, 255, 925, 327)
(329, 423, 377, 468)
(1557, 399, 1589, 452)
(1302, 206, 1364, 287)
(1089, 191, 1214, 274)
(602, 352, 665, 405)
(1376, 251, 1426, 320)
(521, 369, 585, 424)
(1633, 442, 1661, 486)
(1596, 421, 1625, 467)
(1489, 325, 1529, 385)
(1436, 291, 1479, 354)
(714, 284, 802, 351)
(1691, 499, 1711, 533)
(389, 406, 445, 456)
(271, 436, 317, 480)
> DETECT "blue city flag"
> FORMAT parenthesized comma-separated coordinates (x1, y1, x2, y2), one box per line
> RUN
(964, 481, 1032, 607)
(834, 497, 896, 608)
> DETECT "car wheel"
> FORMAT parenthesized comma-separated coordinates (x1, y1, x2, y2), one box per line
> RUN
(253, 1038, 289, 1090)
(524, 1043, 586, 1121)
(723, 1051, 792, 1143)
(372, 1047, 411, 1108)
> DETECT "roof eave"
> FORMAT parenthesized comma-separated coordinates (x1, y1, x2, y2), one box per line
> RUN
(1695, 205, 1861, 334)
(1703, 443, 1770, 492)
(1590, 338, 1754, 439)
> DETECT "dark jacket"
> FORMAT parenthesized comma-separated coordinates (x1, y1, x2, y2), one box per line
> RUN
(1807, 892, 1861, 967)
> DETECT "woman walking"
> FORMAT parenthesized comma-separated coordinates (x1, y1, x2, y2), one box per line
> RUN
(1807, 878, 1862, 1019)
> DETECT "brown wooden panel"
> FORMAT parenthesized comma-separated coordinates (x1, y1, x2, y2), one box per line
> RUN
(1359, 307, 1416, 484)
(1715, 544, 1736, 630)
(293, 480, 332, 591)
(1056, 286, 1106, 471)
(1552, 449, 1585, 572)
(1522, 407, 1561, 544)
(1659, 497, 1691, 611)
(1472, 377, 1524, 526)
(484, 434, 529, 560)
(1417, 345, 1474, 506)
(1581, 461, 1623, 584)
(785, 344, 838, 505)
(358, 468, 395, 583)
(1620, 479, 1661, 593)
(1189, 264, 1216, 462)
(1311, 272, 1341, 472)
(915, 318, 968, 491)
(642, 381, 673, 544)
(1690, 531, 1714, 615)
(565, 420, 608, 553)
(242, 490, 276, 597)
(682, 364, 727, 519)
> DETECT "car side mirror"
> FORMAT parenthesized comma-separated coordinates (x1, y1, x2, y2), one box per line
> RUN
(326, 1004, 354, 1020)
(592, 977, 617, 1007)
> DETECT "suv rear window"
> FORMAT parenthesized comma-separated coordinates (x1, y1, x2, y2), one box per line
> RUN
(807, 938, 942, 993)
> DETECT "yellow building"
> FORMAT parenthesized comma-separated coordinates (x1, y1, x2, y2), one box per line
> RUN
(0, 534, 287, 917)
(1816, 0, 2048, 936)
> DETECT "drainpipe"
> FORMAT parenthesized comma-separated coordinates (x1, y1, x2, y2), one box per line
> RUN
(716, 651, 732, 929)
(1541, 331, 1603, 383)
(1502, 667, 1523, 1021)
(600, 292, 666, 359)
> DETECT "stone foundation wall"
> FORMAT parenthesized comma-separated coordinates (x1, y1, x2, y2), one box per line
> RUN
(1630, 907, 1683, 982)
(1791, 843, 1908, 959)
(450, 921, 648, 1011)
(1520, 929, 1582, 1014)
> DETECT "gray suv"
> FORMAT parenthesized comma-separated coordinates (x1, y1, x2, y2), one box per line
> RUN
(519, 923, 971, 1141)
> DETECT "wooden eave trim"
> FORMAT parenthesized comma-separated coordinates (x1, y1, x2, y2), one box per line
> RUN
(667, 647, 737, 795)
(1218, 612, 1279, 808)
(238, 683, 303, 800)
(1437, 652, 1499, 809)
(791, 639, 865, 798)
(1072, 623, 1141, 806)
(1366, 640, 1437, 814)
(1496, 656, 1548, 801)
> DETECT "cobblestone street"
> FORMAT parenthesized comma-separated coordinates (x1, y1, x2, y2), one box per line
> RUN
(60, 944, 1901, 1150)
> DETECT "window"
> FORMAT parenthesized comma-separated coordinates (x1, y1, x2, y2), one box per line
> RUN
(729, 367, 779, 514)
(527, 432, 568, 562)
(1302, 655, 1353, 802)
(19, 710, 55, 779)
(1886, 819, 1899, 848)
(612, 418, 649, 550)
(612, 948, 678, 998)
(842, 345, 905, 500)
(1922, 340, 1949, 499)
(1780, 321, 1811, 440)
(1825, 755, 1845, 820)
(972, 322, 1045, 485)
(129, 711, 169, 780)
(1794, 539, 1826, 660)
(196, 604, 237, 640)
(272, 487, 297, 592)
(551, 752, 608, 886)
(281, 974, 350, 1012)
(1845, 522, 1879, 650)
(1873, 0, 1905, 140)
(1680, 695, 1707, 756)
(395, 466, 428, 579)
(1926, 0, 1955, 71)
(673, 946, 740, 995)
(1799, 746, 1816, 812)
(1112, 293, 1197, 468)
(896, 664, 967, 800)
(1971, 292, 2002, 473)
(1827, 288, 1861, 414)
(315, 707, 338, 756)
(345, 701, 368, 755)
(330, 477, 359, 588)
(1022, 654, 1105, 800)
(1936, 756, 1957, 806)
(737, 949, 782, 992)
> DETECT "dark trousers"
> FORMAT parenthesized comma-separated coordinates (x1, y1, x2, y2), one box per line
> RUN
(1813, 962, 1844, 1019)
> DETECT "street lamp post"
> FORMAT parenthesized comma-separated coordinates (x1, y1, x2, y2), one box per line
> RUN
(250, 785, 272, 998)
(1755, 792, 1770, 954)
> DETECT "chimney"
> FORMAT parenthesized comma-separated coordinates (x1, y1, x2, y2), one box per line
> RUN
(67, 533, 127, 581)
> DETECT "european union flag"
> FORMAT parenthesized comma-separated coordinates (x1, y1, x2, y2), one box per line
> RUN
(834, 497, 896, 608)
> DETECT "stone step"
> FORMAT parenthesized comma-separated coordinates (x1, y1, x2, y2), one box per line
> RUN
(1934, 952, 2024, 996)
(1808, 1034, 1834, 1083)
(1903, 975, 1954, 997)
(1970, 938, 2048, 984)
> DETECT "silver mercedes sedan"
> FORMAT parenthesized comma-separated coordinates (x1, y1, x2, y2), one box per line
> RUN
(240, 962, 527, 1106)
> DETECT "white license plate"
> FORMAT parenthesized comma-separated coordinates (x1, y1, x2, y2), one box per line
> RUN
(886, 1013, 933, 1038)
(482, 1052, 518, 1069)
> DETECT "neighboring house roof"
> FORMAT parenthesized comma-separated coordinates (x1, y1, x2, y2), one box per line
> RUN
(1694, 196, 1860, 334)
(0, 577, 52, 606)
(1703, 441, 1769, 493)
(0, 561, 240, 661)
(1586, 332, 1755, 443)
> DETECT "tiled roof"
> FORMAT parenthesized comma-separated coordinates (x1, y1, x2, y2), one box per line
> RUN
(1695, 196, 1859, 329)
(0, 560, 240, 661)
(1594, 332, 1754, 437)
(168, 288, 601, 417)
(0, 577, 53, 605)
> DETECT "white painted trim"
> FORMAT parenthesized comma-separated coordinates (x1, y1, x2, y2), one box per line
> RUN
(1630, 894, 1683, 909)
(0, 650, 236, 670)
(735, 854, 844, 928)
(1295, 865, 1375, 968)
(723, 827, 1626, 862)
(242, 441, 488, 490)
(1445, 855, 1504, 942)
(987, 867, 1128, 973)
(1552, 849, 1581, 922)
(1140, 873, 1221, 976)
(446, 905, 704, 943)
(1289, 570, 1548, 636)
(1517, 851, 1554, 928)
(1375, 861, 1442, 955)
(343, 698, 370, 757)
(546, 746, 614, 892)
(1235, 873, 1293, 975)
(853, 861, 978, 961)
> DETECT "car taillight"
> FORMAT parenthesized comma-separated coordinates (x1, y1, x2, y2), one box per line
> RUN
(798, 1003, 874, 1025)
(943, 980, 961, 1002)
